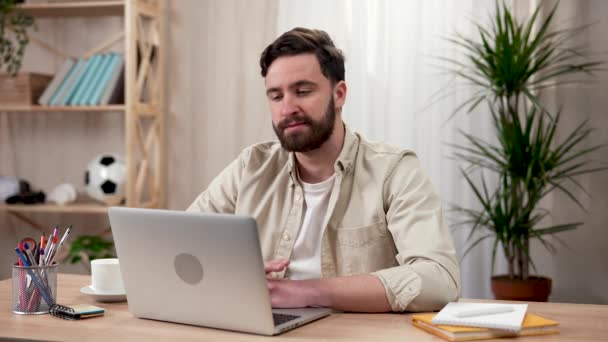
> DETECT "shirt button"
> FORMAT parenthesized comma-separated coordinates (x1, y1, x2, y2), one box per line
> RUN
(282, 233, 291, 241)
(295, 193, 301, 201)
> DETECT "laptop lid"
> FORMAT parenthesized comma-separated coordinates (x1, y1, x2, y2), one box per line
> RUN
(109, 207, 277, 335)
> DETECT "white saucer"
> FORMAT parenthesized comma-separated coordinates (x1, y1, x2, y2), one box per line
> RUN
(80, 285, 127, 303)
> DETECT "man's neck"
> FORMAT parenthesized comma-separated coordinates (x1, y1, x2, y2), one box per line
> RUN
(295, 122, 345, 184)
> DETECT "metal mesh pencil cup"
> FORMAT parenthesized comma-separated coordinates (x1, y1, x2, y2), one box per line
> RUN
(12, 263, 58, 314)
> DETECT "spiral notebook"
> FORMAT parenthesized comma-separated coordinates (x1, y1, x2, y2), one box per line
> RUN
(49, 304, 105, 320)
(431, 302, 528, 332)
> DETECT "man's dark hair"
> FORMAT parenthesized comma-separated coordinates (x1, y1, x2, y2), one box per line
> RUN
(260, 27, 345, 84)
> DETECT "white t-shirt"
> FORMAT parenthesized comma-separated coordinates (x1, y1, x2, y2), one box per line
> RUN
(286, 174, 336, 280)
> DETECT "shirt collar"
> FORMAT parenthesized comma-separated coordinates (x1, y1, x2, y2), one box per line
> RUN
(287, 123, 359, 181)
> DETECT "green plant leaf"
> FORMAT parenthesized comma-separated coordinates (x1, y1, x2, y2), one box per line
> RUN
(533, 223, 582, 235)
(439, 0, 605, 279)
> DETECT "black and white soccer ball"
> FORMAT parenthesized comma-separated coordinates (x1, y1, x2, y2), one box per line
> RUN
(85, 154, 126, 205)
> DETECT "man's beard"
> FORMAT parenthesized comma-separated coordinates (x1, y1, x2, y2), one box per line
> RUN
(273, 98, 336, 152)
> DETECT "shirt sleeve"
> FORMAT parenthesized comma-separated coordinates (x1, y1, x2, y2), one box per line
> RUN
(186, 147, 251, 214)
(372, 153, 461, 312)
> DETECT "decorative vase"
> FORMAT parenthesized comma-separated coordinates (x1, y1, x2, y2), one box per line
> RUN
(491, 275, 552, 302)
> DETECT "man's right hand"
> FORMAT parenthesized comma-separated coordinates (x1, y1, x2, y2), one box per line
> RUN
(264, 259, 289, 277)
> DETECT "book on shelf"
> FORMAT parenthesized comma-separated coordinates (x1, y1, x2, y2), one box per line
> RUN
(412, 313, 559, 341)
(38, 58, 75, 106)
(59, 57, 92, 106)
(100, 54, 124, 105)
(69, 54, 102, 106)
(48, 58, 81, 106)
(64, 56, 95, 105)
(80, 54, 111, 105)
(40, 53, 125, 107)
(88, 53, 117, 105)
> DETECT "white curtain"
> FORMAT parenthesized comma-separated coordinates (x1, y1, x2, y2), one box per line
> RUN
(277, 0, 509, 299)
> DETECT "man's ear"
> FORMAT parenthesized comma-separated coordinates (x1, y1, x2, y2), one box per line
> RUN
(333, 81, 347, 109)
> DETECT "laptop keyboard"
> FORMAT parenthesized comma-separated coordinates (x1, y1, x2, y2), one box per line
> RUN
(273, 313, 301, 326)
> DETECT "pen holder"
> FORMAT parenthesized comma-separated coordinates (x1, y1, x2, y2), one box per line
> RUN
(12, 263, 58, 315)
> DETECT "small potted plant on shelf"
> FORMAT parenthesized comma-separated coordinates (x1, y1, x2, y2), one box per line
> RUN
(0, 0, 50, 107)
(445, 1, 605, 301)
(65, 234, 116, 274)
(0, 0, 34, 76)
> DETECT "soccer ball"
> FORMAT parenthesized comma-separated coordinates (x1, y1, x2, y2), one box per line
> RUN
(85, 154, 126, 205)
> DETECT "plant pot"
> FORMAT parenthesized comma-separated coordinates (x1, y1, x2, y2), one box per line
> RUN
(0, 72, 52, 105)
(491, 275, 552, 302)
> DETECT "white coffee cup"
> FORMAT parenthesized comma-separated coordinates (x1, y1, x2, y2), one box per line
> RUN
(91, 258, 125, 294)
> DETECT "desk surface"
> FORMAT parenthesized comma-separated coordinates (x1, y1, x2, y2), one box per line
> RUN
(1, 274, 607, 341)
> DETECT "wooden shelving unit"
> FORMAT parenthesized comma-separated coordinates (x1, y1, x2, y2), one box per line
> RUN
(0, 203, 109, 214)
(16, 1, 125, 18)
(1, 0, 166, 230)
(0, 105, 125, 112)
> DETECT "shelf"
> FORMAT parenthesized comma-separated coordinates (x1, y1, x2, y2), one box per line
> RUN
(0, 203, 109, 214)
(17, 1, 124, 18)
(4, 0, 167, 213)
(0, 105, 125, 112)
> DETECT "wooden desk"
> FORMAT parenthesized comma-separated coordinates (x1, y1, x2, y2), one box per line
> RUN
(1, 274, 607, 341)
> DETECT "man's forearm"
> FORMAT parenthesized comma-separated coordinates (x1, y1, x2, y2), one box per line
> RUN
(307, 274, 391, 312)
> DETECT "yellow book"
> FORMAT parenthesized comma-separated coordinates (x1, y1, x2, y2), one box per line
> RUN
(412, 313, 559, 341)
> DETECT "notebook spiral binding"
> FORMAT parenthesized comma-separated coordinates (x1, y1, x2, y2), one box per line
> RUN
(49, 304, 77, 320)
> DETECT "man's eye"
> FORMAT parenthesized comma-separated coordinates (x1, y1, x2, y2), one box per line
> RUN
(296, 89, 311, 96)
(270, 94, 283, 101)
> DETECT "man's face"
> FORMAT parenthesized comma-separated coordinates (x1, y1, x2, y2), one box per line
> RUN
(265, 54, 338, 152)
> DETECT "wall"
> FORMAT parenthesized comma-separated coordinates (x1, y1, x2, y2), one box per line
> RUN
(539, 0, 608, 304)
(166, 0, 277, 210)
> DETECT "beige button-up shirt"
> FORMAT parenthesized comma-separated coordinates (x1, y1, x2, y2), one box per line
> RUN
(187, 126, 460, 312)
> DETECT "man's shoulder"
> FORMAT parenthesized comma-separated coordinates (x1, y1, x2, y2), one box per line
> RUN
(354, 131, 416, 158)
(238, 140, 289, 165)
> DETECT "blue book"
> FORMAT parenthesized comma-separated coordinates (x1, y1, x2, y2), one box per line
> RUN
(90, 54, 120, 105)
(38, 58, 76, 105)
(70, 54, 102, 106)
(49, 58, 84, 106)
(59, 58, 92, 106)
(100, 54, 125, 105)
(82, 54, 112, 106)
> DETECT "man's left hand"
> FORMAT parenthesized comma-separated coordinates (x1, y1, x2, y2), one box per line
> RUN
(267, 278, 323, 308)
(263, 259, 390, 312)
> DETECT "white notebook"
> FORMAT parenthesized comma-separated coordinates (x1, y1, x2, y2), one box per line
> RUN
(431, 302, 528, 332)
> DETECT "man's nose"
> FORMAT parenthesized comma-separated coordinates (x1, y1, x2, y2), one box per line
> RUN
(280, 94, 298, 117)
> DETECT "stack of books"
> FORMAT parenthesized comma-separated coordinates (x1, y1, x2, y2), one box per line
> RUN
(412, 302, 560, 341)
(38, 53, 124, 106)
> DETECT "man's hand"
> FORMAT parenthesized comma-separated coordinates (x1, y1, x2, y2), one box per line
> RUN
(264, 259, 319, 308)
(263, 259, 390, 312)
(264, 259, 290, 275)
(267, 278, 321, 308)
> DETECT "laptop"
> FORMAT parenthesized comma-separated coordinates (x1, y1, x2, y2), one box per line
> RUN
(108, 207, 331, 336)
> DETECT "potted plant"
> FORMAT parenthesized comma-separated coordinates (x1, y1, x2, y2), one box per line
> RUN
(445, 1, 605, 301)
(65, 234, 116, 274)
(0, 0, 34, 75)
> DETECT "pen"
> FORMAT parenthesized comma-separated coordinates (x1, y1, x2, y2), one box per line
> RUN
(52, 226, 71, 263)
(58, 225, 71, 246)
(453, 306, 514, 318)
(14, 248, 55, 306)
(46, 236, 59, 265)
(17, 256, 26, 307)
(23, 243, 38, 267)
(44, 237, 57, 266)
